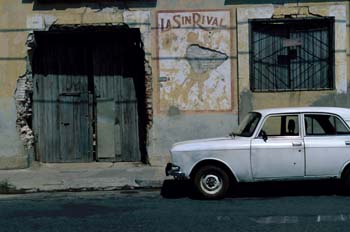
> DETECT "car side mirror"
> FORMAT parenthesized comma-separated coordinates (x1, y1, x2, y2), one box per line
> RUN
(259, 130, 268, 142)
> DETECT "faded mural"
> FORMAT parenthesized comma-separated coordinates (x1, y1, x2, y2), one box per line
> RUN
(157, 10, 232, 112)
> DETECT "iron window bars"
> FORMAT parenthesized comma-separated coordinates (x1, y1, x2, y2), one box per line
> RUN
(249, 17, 334, 92)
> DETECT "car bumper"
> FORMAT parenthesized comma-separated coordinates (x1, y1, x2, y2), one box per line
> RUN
(165, 163, 187, 179)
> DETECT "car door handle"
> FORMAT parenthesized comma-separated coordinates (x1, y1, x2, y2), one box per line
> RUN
(292, 142, 302, 147)
(345, 141, 350, 146)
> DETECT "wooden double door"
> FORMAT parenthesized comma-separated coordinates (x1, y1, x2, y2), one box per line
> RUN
(32, 30, 142, 163)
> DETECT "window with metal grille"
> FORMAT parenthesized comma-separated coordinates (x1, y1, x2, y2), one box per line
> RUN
(249, 18, 334, 92)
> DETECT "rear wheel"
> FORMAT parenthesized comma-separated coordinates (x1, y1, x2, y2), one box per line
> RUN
(342, 166, 350, 192)
(193, 165, 230, 199)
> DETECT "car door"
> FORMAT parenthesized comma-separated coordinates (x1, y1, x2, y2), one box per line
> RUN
(304, 113, 350, 177)
(251, 114, 305, 179)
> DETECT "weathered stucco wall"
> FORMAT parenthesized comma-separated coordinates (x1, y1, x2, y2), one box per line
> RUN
(0, 0, 349, 168)
(0, 1, 31, 169)
(0, 98, 26, 169)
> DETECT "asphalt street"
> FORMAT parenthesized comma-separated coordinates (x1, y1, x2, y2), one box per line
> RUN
(0, 180, 350, 232)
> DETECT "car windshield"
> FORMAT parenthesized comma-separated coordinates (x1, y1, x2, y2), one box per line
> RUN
(233, 112, 261, 137)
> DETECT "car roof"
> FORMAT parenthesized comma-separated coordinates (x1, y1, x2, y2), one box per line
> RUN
(254, 107, 350, 120)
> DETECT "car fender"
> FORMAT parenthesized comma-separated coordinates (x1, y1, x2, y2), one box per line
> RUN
(339, 160, 350, 178)
(189, 157, 240, 182)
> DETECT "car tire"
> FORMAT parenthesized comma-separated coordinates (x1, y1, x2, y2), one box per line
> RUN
(342, 167, 350, 192)
(193, 165, 230, 199)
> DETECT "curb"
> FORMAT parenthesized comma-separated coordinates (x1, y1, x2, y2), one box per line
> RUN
(0, 180, 164, 194)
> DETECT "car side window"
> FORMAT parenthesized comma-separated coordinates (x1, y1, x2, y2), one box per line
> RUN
(261, 115, 299, 136)
(304, 114, 350, 136)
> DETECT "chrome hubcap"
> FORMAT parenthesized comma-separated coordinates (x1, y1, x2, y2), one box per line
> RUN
(200, 174, 222, 194)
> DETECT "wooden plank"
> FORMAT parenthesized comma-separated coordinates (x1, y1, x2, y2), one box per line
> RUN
(114, 76, 122, 161)
(58, 76, 92, 162)
(43, 76, 50, 162)
(88, 93, 94, 161)
(95, 74, 119, 159)
(36, 75, 43, 162)
(96, 99, 115, 159)
(52, 74, 60, 162)
(72, 85, 80, 161)
(45, 75, 53, 162)
(32, 75, 42, 161)
(59, 95, 72, 161)
(73, 93, 81, 160)
(80, 76, 92, 162)
(121, 77, 140, 162)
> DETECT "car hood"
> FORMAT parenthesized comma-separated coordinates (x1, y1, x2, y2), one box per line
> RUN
(170, 136, 250, 152)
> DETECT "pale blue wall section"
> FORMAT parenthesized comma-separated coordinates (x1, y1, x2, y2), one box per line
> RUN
(149, 113, 239, 165)
(0, 97, 27, 169)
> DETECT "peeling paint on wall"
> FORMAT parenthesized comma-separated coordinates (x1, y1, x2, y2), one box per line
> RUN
(13, 33, 36, 150)
(186, 44, 228, 74)
(27, 15, 58, 31)
(14, 72, 34, 149)
(157, 10, 232, 112)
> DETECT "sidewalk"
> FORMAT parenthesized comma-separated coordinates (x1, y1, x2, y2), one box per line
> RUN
(0, 162, 169, 193)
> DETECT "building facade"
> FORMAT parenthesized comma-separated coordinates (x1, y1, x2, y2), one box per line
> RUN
(0, 0, 348, 169)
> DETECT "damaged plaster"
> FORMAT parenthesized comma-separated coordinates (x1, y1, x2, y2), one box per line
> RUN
(27, 15, 58, 31)
(186, 44, 228, 74)
(13, 33, 36, 150)
(14, 73, 34, 149)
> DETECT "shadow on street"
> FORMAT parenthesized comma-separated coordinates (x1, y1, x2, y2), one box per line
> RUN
(161, 180, 192, 199)
(161, 179, 348, 199)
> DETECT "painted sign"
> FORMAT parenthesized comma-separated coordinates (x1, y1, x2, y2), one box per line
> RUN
(157, 10, 232, 112)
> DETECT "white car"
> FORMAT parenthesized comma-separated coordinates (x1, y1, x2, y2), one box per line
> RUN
(165, 107, 350, 199)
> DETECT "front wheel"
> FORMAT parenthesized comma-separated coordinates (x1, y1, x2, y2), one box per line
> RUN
(193, 165, 230, 199)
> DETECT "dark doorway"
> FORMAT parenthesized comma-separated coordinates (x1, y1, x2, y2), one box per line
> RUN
(32, 26, 147, 163)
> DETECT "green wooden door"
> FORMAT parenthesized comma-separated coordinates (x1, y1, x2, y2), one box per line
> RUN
(94, 43, 141, 162)
(32, 29, 143, 163)
(32, 34, 93, 163)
